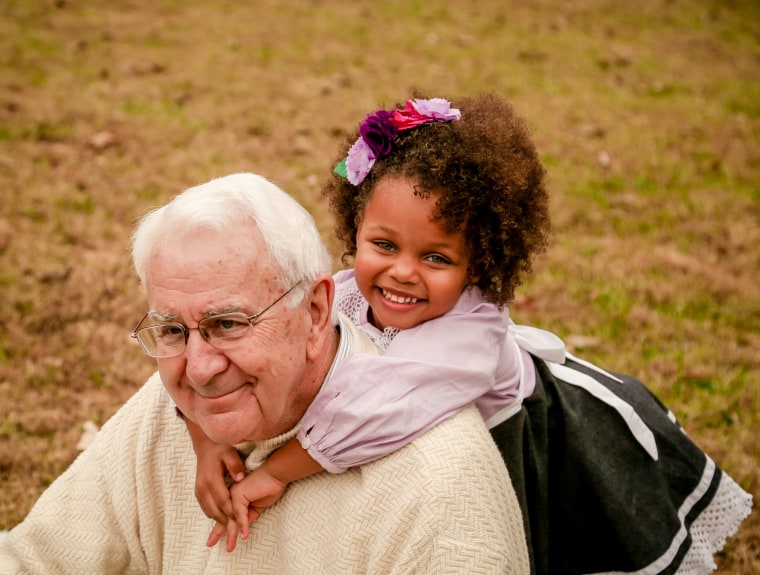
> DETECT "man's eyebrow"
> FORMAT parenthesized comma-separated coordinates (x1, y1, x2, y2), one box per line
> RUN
(147, 311, 177, 322)
(148, 304, 247, 323)
(202, 304, 246, 318)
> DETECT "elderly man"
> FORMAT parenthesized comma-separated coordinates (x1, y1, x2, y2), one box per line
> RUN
(0, 173, 528, 574)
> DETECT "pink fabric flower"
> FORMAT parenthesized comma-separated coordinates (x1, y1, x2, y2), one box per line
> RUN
(392, 99, 461, 130)
(390, 101, 431, 130)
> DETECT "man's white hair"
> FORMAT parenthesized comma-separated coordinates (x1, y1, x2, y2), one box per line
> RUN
(131, 173, 332, 302)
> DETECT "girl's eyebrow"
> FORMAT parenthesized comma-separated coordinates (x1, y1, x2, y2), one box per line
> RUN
(427, 237, 460, 248)
(364, 222, 397, 233)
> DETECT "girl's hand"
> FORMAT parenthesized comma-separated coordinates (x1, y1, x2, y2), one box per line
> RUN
(206, 517, 242, 553)
(229, 468, 288, 541)
(194, 442, 246, 526)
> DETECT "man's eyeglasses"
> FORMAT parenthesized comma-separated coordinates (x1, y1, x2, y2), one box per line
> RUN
(130, 282, 303, 358)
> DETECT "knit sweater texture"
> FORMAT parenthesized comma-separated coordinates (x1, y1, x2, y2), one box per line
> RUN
(0, 320, 528, 574)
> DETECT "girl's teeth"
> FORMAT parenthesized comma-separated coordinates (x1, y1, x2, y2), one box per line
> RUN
(382, 289, 418, 304)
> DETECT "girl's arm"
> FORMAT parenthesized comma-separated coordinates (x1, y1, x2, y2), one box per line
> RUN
(182, 415, 245, 529)
(225, 438, 324, 543)
(298, 296, 511, 473)
(208, 292, 510, 543)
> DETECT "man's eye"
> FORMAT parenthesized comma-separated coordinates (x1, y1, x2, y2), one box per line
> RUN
(219, 318, 246, 330)
(207, 317, 243, 330)
(160, 325, 184, 337)
(153, 324, 185, 343)
(204, 316, 250, 337)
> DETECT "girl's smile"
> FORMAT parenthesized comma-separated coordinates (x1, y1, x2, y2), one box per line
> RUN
(354, 176, 471, 331)
(380, 287, 421, 305)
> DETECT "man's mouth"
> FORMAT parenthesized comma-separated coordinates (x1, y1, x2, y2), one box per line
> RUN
(196, 380, 256, 401)
(380, 288, 419, 304)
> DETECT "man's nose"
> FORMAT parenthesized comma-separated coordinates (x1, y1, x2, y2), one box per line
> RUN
(183, 329, 228, 384)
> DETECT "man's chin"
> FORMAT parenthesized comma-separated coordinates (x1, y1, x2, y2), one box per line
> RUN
(198, 414, 250, 445)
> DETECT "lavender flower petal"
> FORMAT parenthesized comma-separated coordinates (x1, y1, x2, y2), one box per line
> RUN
(345, 138, 376, 185)
(410, 98, 461, 121)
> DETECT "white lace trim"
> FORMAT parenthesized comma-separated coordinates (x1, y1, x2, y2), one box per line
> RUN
(592, 459, 753, 575)
(336, 282, 398, 351)
(677, 471, 753, 574)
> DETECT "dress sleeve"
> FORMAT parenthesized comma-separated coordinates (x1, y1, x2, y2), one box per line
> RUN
(297, 298, 508, 473)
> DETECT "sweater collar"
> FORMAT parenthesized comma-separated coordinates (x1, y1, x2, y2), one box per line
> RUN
(234, 314, 355, 471)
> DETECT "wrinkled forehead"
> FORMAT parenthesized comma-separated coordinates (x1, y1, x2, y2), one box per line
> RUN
(163, 219, 265, 258)
(145, 224, 277, 293)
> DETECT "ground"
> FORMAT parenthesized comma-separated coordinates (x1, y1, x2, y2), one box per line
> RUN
(0, 0, 758, 571)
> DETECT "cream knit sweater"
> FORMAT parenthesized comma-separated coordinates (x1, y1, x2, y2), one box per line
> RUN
(1, 321, 528, 574)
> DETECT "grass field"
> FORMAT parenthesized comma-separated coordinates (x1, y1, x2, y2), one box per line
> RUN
(0, 0, 758, 571)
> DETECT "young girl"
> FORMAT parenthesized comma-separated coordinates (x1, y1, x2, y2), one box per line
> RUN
(189, 94, 752, 574)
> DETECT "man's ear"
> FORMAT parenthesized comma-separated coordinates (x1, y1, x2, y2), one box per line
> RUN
(306, 273, 335, 353)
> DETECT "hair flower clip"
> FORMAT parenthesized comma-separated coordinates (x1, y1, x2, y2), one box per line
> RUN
(334, 98, 461, 185)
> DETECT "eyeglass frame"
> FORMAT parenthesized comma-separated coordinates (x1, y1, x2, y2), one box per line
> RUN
(130, 281, 304, 358)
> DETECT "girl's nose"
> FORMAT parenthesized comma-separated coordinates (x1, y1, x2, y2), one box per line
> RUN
(388, 255, 419, 283)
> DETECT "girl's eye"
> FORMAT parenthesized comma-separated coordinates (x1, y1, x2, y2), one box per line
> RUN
(426, 254, 452, 265)
(373, 240, 395, 252)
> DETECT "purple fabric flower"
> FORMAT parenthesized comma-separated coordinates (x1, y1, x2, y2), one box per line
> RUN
(359, 110, 398, 157)
(345, 137, 376, 185)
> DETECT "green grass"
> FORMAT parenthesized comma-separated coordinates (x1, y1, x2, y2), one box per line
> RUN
(0, 0, 757, 570)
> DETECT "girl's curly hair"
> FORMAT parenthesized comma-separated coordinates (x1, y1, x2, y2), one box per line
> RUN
(322, 92, 551, 307)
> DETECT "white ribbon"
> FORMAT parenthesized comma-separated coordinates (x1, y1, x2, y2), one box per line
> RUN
(509, 321, 567, 364)
(508, 321, 658, 460)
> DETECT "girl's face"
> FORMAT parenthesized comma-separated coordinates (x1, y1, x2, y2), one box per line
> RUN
(354, 176, 470, 330)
